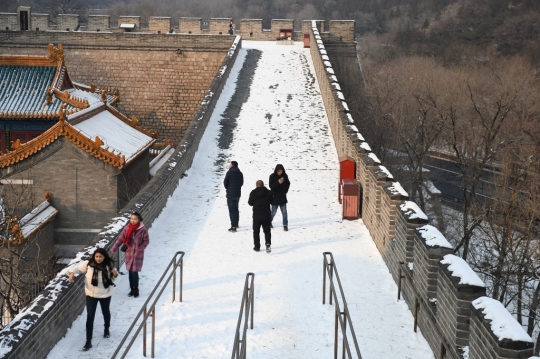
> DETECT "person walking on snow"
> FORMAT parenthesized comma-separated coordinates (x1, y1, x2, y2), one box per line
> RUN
(248, 180, 273, 253)
(111, 212, 150, 298)
(224, 161, 244, 232)
(67, 248, 118, 351)
(269, 164, 290, 231)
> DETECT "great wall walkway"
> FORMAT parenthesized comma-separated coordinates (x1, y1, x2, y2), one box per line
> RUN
(47, 41, 435, 359)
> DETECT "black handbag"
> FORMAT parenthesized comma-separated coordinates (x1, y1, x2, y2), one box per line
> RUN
(120, 244, 128, 252)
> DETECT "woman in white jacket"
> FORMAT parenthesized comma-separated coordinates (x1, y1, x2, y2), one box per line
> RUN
(67, 248, 118, 351)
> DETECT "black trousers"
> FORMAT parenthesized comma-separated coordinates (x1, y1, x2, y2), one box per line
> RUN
(128, 270, 139, 287)
(86, 296, 111, 342)
(253, 217, 271, 249)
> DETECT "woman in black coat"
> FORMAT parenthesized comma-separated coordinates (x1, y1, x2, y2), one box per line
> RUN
(269, 164, 290, 231)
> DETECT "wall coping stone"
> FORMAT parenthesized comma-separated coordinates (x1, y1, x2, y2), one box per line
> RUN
(471, 299, 534, 351)
(440, 254, 485, 291)
(359, 152, 379, 166)
(398, 200, 429, 224)
(385, 181, 409, 200)
(370, 165, 394, 181)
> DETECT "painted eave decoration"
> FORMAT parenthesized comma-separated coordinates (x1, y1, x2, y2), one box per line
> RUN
(0, 104, 156, 169)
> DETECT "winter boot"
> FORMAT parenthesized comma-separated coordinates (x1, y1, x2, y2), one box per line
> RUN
(82, 341, 92, 351)
(128, 287, 134, 297)
(133, 286, 139, 298)
(104, 327, 110, 338)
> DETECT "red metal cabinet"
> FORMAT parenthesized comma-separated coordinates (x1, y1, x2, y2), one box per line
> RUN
(304, 34, 310, 48)
(342, 179, 359, 220)
(338, 155, 356, 203)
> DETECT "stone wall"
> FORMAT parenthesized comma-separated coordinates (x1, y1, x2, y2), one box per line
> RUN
(308, 21, 534, 359)
(87, 15, 109, 31)
(0, 31, 232, 142)
(0, 138, 119, 237)
(0, 14, 354, 44)
(0, 36, 242, 359)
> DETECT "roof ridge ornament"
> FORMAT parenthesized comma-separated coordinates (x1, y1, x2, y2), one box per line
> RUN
(101, 90, 107, 102)
(94, 136, 104, 148)
(47, 44, 65, 63)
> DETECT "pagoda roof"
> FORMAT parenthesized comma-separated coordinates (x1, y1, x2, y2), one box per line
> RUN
(0, 103, 157, 169)
(0, 44, 119, 120)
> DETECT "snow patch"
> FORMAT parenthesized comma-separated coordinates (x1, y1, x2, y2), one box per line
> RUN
(441, 254, 485, 287)
(417, 224, 453, 248)
(472, 297, 533, 343)
(399, 201, 428, 220)
(388, 182, 408, 197)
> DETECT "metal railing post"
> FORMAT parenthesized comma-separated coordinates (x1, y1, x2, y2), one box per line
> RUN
(151, 307, 156, 358)
(323, 252, 363, 359)
(414, 298, 420, 333)
(231, 273, 255, 359)
(111, 251, 185, 359)
(143, 307, 147, 357)
(334, 308, 339, 359)
(323, 258, 327, 304)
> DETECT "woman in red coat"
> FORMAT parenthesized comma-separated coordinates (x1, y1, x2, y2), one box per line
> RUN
(111, 212, 150, 298)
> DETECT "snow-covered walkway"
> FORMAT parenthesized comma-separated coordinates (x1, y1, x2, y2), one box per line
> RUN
(48, 41, 434, 359)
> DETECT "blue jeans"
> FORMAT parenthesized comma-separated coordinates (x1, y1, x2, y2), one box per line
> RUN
(227, 197, 240, 227)
(271, 204, 288, 226)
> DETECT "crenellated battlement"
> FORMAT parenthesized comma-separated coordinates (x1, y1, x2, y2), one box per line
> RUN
(0, 9, 355, 42)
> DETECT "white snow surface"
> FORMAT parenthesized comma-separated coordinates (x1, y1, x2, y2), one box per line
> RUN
(472, 297, 533, 343)
(388, 181, 408, 197)
(47, 41, 434, 359)
(19, 200, 58, 238)
(71, 108, 155, 163)
(399, 201, 428, 221)
(440, 254, 485, 287)
(417, 224, 453, 248)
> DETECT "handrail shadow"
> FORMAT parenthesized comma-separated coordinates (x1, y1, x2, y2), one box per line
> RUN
(323, 252, 362, 359)
(111, 251, 185, 359)
(231, 272, 255, 359)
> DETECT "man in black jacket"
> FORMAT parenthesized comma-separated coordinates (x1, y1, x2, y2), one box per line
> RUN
(248, 180, 272, 253)
(269, 164, 290, 231)
(224, 161, 243, 232)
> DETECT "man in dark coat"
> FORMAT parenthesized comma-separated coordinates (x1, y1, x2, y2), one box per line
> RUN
(224, 161, 244, 232)
(269, 164, 291, 231)
(248, 180, 273, 253)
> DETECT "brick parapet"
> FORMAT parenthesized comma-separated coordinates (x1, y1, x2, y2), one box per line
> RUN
(469, 302, 534, 358)
(309, 20, 533, 359)
(148, 17, 171, 34)
(0, 37, 242, 359)
(437, 261, 486, 355)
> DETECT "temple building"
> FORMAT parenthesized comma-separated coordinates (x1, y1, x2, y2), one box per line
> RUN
(0, 44, 159, 256)
(0, 44, 119, 153)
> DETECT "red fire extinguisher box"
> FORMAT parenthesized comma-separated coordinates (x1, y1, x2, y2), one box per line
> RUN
(338, 155, 356, 204)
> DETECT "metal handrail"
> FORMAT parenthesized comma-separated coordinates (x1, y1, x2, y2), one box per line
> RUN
(322, 252, 362, 359)
(231, 273, 255, 359)
(111, 251, 185, 359)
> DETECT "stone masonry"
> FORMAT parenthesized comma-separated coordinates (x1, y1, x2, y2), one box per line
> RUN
(309, 21, 534, 359)
(0, 31, 231, 142)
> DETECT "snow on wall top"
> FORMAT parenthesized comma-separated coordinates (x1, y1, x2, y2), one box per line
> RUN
(377, 165, 394, 179)
(72, 109, 155, 163)
(19, 200, 58, 239)
(399, 201, 428, 221)
(367, 152, 380, 163)
(472, 297, 533, 343)
(440, 254, 485, 287)
(417, 224, 453, 248)
(388, 181, 408, 197)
